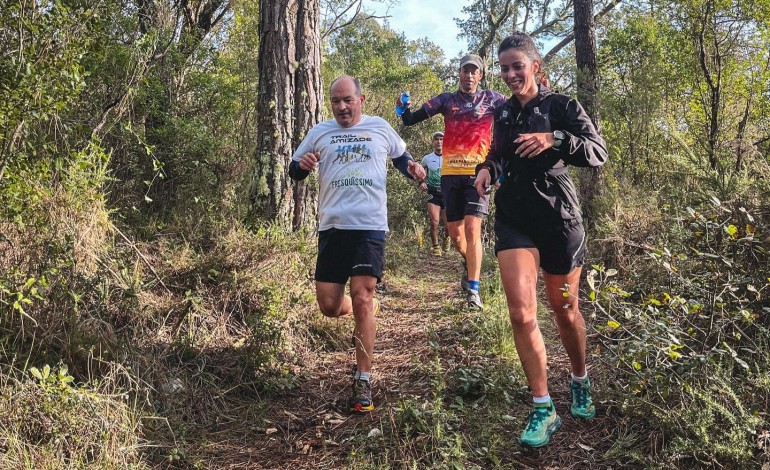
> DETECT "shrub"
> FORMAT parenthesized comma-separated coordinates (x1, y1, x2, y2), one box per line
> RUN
(588, 197, 769, 467)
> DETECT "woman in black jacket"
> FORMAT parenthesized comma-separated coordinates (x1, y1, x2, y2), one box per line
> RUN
(474, 32, 608, 448)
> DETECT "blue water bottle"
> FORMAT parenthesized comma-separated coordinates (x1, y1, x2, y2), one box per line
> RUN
(396, 91, 410, 116)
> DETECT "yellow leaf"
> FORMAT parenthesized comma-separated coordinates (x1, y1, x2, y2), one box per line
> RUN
(669, 350, 682, 360)
(607, 320, 620, 329)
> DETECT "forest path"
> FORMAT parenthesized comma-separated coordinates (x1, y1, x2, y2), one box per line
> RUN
(193, 246, 621, 469)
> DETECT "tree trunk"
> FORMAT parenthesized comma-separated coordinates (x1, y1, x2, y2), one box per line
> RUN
(249, 0, 322, 231)
(292, 0, 322, 231)
(573, 0, 604, 222)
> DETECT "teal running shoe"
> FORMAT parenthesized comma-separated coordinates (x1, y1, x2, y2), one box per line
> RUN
(520, 401, 562, 447)
(570, 378, 596, 419)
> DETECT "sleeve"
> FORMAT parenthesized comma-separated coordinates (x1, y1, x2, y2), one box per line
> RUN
(289, 127, 318, 181)
(384, 120, 407, 158)
(392, 151, 416, 180)
(401, 93, 445, 126)
(289, 160, 310, 181)
(491, 90, 508, 107)
(555, 99, 608, 168)
(292, 126, 316, 162)
(400, 106, 430, 126)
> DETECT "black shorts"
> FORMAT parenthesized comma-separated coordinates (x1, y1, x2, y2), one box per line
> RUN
(315, 229, 385, 284)
(427, 187, 444, 208)
(493, 217, 586, 275)
(441, 175, 489, 222)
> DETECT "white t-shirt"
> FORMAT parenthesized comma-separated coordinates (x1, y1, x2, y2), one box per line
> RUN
(292, 115, 407, 231)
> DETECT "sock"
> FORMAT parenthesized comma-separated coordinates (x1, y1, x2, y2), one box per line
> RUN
(468, 280, 480, 292)
(355, 371, 371, 382)
(533, 394, 551, 406)
(572, 372, 588, 383)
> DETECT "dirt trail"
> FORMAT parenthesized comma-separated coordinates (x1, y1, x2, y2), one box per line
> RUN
(196, 249, 621, 469)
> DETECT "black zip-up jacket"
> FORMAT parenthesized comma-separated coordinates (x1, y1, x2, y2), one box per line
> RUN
(476, 85, 607, 229)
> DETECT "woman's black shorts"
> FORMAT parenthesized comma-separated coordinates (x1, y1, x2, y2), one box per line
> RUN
(494, 217, 586, 275)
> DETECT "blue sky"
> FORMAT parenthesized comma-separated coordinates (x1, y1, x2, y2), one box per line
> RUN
(363, 0, 470, 61)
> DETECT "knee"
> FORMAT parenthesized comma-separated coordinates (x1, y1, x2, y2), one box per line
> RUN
(351, 294, 373, 320)
(507, 302, 538, 328)
(317, 293, 347, 317)
(317, 299, 341, 317)
(552, 302, 581, 324)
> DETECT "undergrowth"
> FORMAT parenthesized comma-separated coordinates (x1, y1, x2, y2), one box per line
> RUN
(589, 195, 770, 468)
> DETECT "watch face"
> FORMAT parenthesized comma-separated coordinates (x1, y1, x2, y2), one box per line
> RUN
(554, 130, 565, 140)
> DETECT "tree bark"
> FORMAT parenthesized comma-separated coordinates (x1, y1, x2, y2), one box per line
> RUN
(573, 0, 604, 221)
(250, 0, 297, 227)
(249, 0, 322, 231)
(292, 0, 322, 231)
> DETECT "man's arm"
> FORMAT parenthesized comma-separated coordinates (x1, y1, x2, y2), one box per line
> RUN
(400, 106, 430, 126)
(289, 160, 310, 181)
(289, 152, 320, 181)
(392, 151, 426, 181)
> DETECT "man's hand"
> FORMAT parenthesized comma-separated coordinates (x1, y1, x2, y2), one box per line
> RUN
(395, 93, 412, 108)
(474, 168, 492, 197)
(419, 182, 428, 191)
(407, 160, 426, 181)
(299, 151, 320, 171)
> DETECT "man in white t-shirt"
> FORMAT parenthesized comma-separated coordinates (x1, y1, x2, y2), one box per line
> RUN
(420, 131, 450, 256)
(289, 75, 426, 413)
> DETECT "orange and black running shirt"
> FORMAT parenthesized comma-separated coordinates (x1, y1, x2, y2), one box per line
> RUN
(422, 89, 506, 176)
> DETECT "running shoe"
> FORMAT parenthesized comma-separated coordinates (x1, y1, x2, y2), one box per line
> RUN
(520, 401, 562, 447)
(349, 378, 374, 412)
(467, 289, 483, 310)
(570, 378, 596, 419)
(431, 245, 443, 256)
(443, 237, 451, 252)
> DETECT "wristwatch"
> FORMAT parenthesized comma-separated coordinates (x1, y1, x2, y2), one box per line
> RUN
(552, 130, 565, 149)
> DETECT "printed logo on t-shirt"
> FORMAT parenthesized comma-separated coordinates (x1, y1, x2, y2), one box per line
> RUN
(330, 133, 373, 144)
(332, 143, 372, 164)
(330, 168, 374, 188)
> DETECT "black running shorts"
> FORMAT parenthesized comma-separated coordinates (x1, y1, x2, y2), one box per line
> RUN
(441, 175, 489, 222)
(315, 229, 385, 284)
(427, 187, 444, 208)
(493, 217, 586, 275)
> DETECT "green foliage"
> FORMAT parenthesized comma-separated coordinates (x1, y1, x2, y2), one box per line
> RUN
(599, 4, 770, 206)
(0, 363, 143, 467)
(588, 197, 769, 467)
(323, 16, 447, 149)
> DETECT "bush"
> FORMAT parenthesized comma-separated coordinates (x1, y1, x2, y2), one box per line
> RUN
(588, 196, 769, 467)
(0, 364, 144, 468)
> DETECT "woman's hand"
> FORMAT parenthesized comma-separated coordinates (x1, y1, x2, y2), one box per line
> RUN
(514, 132, 556, 158)
(474, 168, 492, 197)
